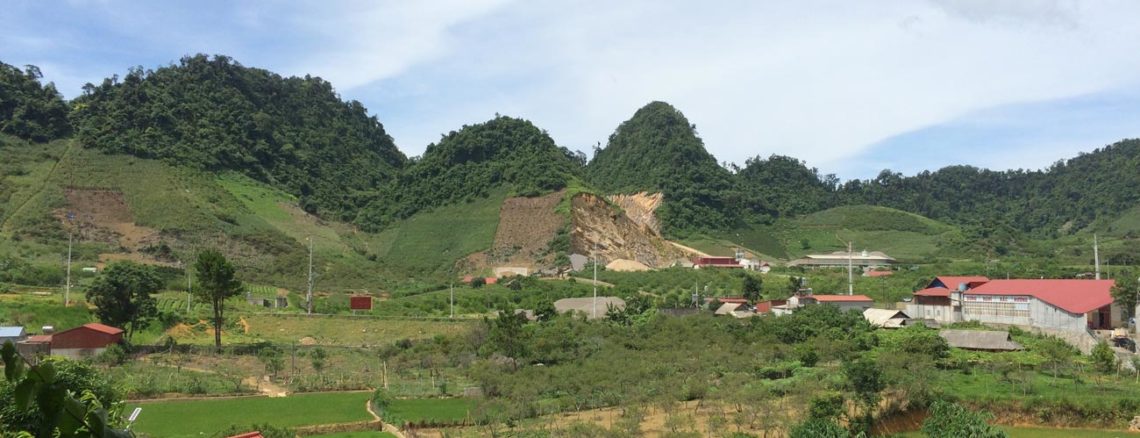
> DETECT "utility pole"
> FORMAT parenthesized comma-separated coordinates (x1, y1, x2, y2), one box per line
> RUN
(186, 262, 193, 313)
(1094, 234, 1101, 280)
(65, 231, 73, 306)
(847, 241, 854, 295)
(836, 235, 853, 295)
(306, 236, 314, 314)
(592, 240, 598, 319)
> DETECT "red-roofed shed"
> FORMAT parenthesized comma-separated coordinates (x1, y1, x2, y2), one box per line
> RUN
(49, 323, 123, 359)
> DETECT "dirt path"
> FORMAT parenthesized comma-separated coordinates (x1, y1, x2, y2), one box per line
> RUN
(667, 241, 709, 258)
(540, 277, 615, 288)
(243, 376, 289, 397)
(365, 399, 408, 438)
(0, 141, 74, 233)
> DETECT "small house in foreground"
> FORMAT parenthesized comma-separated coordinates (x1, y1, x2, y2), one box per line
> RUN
(939, 329, 1022, 351)
(863, 308, 909, 329)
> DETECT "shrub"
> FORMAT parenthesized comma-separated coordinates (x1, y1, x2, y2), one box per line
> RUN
(1091, 341, 1118, 374)
(921, 400, 1006, 438)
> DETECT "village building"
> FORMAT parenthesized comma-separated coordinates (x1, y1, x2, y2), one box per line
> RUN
(714, 302, 757, 318)
(773, 293, 875, 315)
(554, 297, 625, 320)
(962, 279, 1120, 331)
(24, 323, 124, 359)
(906, 276, 1121, 333)
(692, 256, 742, 269)
(787, 250, 896, 269)
(863, 308, 910, 329)
(939, 329, 1023, 351)
(0, 326, 27, 344)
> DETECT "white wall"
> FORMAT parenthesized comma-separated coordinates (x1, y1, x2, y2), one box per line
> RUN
(905, 303, 955, 324)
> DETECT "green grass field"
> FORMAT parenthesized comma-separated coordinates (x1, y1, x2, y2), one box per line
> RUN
(129, 392, 372, 438)
(388, 398, 476, 423)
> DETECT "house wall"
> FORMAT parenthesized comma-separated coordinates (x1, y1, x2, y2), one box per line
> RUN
(828, 302, 873, 313)
(51, 328, 121, 350)
(906, 303, 956, 323)
(52, 347, 108, 360)
(961, 295, 1085, 332)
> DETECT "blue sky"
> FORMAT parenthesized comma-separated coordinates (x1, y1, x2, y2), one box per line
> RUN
(3, 0, 1140, 180)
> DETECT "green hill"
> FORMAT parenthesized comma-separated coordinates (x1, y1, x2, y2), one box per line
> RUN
(356, 115, 583, 231)
(587, 101, 740, 235)
(70, 54, 406, 223)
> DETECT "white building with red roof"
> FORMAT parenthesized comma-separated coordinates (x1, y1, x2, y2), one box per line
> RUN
(906, 276, 1122, 332)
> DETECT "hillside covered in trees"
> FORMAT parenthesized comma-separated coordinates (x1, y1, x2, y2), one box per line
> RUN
(355, 115, 584, 231)
(0, 61, 71, 142)
(69, 54, 407, 222)
(588, 101, 743, 235)
(2, 53, 1139, 245)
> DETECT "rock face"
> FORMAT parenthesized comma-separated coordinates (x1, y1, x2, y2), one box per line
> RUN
(571, 193, 685, 268)
(607, 192, 663, 234)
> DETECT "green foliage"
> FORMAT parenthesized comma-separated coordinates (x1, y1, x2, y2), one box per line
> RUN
(0, 343, 128, 438)
(921, 400, 1007, 438)
(738, 155, 837, 219)
(0, 62, 71, 142)
(844, 357, 885, 409)
(309, 347, 327, 375)
(588, 101, 742, 235)
(886, 324, 950, 361)
(257, 345, 284, 379)
(742, 274, 762, 302)
(70, 54, 405, 222)
(1090, 341, 1118, 374)
(193, 249, 244, 350)
(1110, 272, 1138, 318)
(808, 392, 846, 420)
(85, 261, 162, 340)
(788, 418, 849, 438)
(357, 115, 581, 230)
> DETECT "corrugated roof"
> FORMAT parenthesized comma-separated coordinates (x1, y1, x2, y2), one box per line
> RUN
(715, 302, 745, 315)
(913, 287, 951, 297)
(933, 276, 990, 290)
(863, 308, 909, 327)
(812, 294, 874, 302)
(0, 327, 26, 337)
(939, 329, 1022, 351)
(967, 279, 1115, 314)
(82, 323, 125, 335)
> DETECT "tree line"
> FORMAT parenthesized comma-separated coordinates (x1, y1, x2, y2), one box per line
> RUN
(4, 55, 1139, 239)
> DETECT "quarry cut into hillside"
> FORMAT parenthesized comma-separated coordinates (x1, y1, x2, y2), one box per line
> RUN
(571, 193, 685, 268)
(607, 192, 663, 235)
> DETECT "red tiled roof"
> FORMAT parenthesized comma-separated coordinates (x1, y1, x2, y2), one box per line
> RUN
(812, 294, 874, 302)
(967, 279, 1115, 314)
(865, 270, 894, 277)
(914, 287, 951, 297)
(933, 276, 990, 290)
(82, 323, 124, 335)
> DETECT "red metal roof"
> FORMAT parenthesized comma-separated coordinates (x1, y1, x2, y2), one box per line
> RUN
(865, 270, 894, 277)
(967, 279, 1115, 314)
(933, 276, 990, 290)
(82, 323, 124, 335)
(226, 432, 265, 438)
(812, 294, 874, 302)
(913, 287, 951, 297)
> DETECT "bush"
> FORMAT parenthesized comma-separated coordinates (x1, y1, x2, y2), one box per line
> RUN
(921, 400, 1006, 438)
(789, 418, 848, 438)
(1091, 341, 1118, 374)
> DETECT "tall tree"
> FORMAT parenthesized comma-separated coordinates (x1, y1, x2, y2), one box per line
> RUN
(84, 261, 161, 341)
(0, 62, 72, 142)
(193, 249, 244, 350)
(742, 274, 763, 303)
(1111, 272, 1138, 321)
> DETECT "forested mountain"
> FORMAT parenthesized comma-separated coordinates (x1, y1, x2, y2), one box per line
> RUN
(837, 139, 1140, 236)
(587, 101, 742, 235)
(0, 62, 71, 142)
(70, 54, 406, 221)
(737, 155, 839, 219)
(355, 115, 583, 231)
